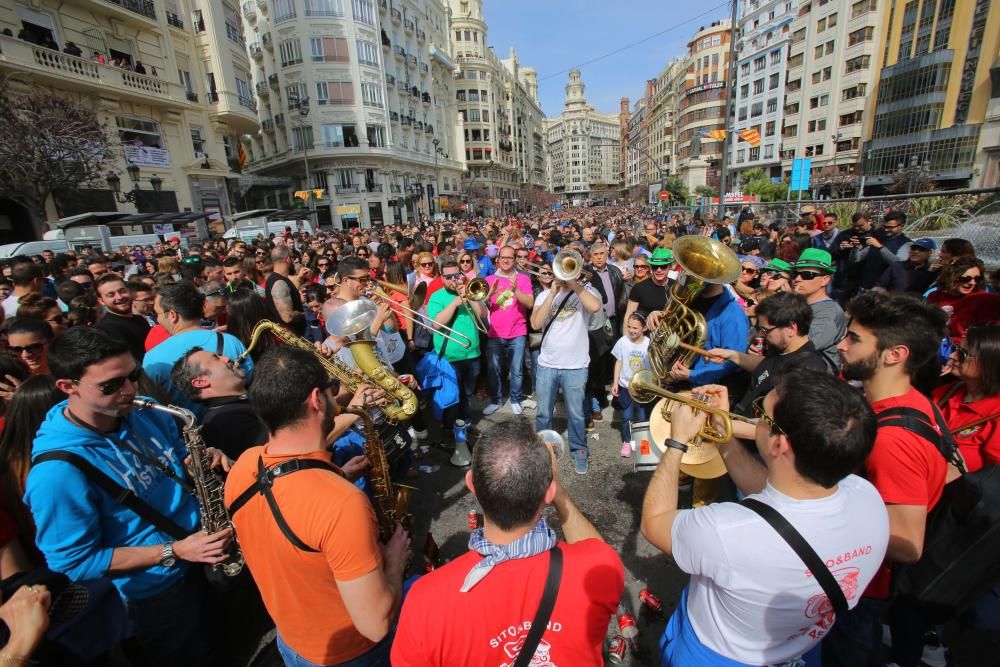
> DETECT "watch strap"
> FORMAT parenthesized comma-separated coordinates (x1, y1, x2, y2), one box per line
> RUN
(664, 438, 689, 453)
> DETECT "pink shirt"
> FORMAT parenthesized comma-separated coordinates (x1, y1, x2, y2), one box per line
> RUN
(485, 271, 532, 339)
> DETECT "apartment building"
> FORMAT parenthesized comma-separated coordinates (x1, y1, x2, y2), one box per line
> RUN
(0, 0, 257, 235)
(545, 69, 621, 201)
(862, 0, 999, 190)
(674, 20, 733, 190)
(625, 94, 648, 201)
(447, 0, 545, 216)
(645, 59, 684, 199)
(779, 0, 884, 191)
(729, 0, 794, 180)
(243, 0, 465, 227)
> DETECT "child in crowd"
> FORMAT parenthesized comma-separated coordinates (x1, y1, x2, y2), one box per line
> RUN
(611, 311, 651, 458)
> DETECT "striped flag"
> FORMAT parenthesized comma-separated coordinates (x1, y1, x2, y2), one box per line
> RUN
(237, 143, 248, 169)
(697, 129, 727, 141)
(738, 128, 761, 147)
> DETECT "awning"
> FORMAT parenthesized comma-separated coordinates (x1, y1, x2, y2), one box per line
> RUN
(50, 211, 211, 230)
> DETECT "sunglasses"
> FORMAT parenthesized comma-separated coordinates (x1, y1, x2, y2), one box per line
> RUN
(752, 395, 785, 435)
(75, 366, 143, 396)
(741, 266, 758, 274)
(650, 265, 669, 271)
(47, 314, 67, 324)
(755, 324, 780, 336)
(8, 342, 46, 356)
(790, 270, 825, 281)
(420, 261, 435, 267)
(442, 272, 462, 279)
(958, 274, 983, 285)
(499, 255, 515, 260)
(635, 265, 649, 271)
(460, 259, 474, 264)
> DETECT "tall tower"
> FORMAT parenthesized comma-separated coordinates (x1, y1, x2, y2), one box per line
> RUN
(564, 69, 587, 110)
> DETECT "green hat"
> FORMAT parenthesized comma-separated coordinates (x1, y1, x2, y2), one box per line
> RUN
(648, 247, 674, 266)
(762, 258, 792, 273)
(792, 248, 836, 273)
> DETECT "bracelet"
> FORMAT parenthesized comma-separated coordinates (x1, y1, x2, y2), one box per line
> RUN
(664, 438, 689, 454)
(0, 652, 33, 666)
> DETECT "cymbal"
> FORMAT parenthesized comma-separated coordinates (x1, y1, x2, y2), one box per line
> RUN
(647, 397, 724, 466)
(680, 453, 728, 480)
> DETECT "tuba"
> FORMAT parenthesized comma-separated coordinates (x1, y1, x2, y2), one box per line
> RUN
(648, 236, 740, 380)
(348, 406, 413, 542)
(325, 301, 418, 423)
(132, 399, 244, 576)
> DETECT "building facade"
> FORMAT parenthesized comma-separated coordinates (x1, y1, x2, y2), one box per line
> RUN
(545, 69, 621, 201)
(0, 0, 256, 235)
(862, 0, 999, 190)
(447, 0, 544, 216)
(645, 59, 683, 201)
(242, 0, 465, 228)
(674, 20, 732, 190)
(729, 0, 794, 180)
(779, 0, 884, 192)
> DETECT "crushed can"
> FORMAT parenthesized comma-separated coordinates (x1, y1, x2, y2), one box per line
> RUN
(607, 635, 627, 664)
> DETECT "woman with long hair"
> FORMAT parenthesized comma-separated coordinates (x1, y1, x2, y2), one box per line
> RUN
(226, 287, 282, 362)
(157, 256, 180, 280)
(933, 325, 1000, 472)
(15, 294, 67, 337)
(457, 251, 479, 281)
(927, 256, 986, 310)
(382, 260, 414, 346)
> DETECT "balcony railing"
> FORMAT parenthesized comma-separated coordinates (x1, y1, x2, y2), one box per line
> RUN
(390, 111, 399, 121)
(419, 62, 428, 74)
(256, 81, 269, 95)
(385, 74, 395, 86)
(249, 43, 263, 58)
(166, 11, 184, 28)
(390, 8, 401, 21)
(425, 124, 433, 134)
(100, 0, 156, 21)
(268, 74, 279, 88)
(336, 185, 360, 194)
(225, 23, 246, 47)
(207, 91, 220, 103)
(406, 55, 416, 67)
(390, 184, 401, 193)
(367, 184, 383, 192)
(421, 92, 431, 103)
(262, 32, 273, 49)
(274, 113, 285, 126)
(403, 19, 414, 31)
(242, 1, 257, 19)
(381, 30, 391, 47)
(393, 46, 405, 58)
(415, 28, 425, 41)
(238, 95, 257, 112)
(262, 119, 275, 132)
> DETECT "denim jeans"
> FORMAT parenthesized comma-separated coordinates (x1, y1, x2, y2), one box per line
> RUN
(443, 357, 480, 429)
(616, 385, 647, 442)
(535, 365, 588, 455)
(486, 335, 526, 404)
(276, 633, 391, 667)
(526, 347, 541, 396)
(126, 567, 209, 667)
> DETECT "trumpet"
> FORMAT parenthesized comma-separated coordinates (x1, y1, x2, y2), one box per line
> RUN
(364, 282, 474, 349)
(460, 277, 490, 334)
(519, 249, 592, 284)
(627, 369, 755, 444)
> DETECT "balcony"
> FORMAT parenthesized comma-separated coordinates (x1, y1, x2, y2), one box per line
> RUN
(268, 73, 279, 89)
(391, 184, 402, 193)
(262, 119, 275, 132)
(400, 115, 411, 126)
(242, 1, 257, 20)
(262, 32, 273, 49)
(415, 121, 423, 131)
(250, 43, 263, 59)
(206, 91, 260, 132)
(99, 0, 156, 21)
(225, 23, 246, 47)
(385, 73, 395, 87)
(185, 90, 198, 102)
(274, 113, 285, 126)
(393, 46, 405, 59)
(257, 0, 268, 9)
(421, 92, 431, 104)
(166, 11, 184, 28)
(410, 85, 419, 97)
(416, 28, 426, 42)
(425, 124, 433, 134)
(406, 55, 417, 67)
(390, 8, 402, 22)
(381, 30, 391, 47)
(336, 185, 360, 194)
(404, 19, 414, 32)
(238, 95, 257, 112)
(0, 36, 194, 108)
(256, 81, 269, 96)
(390, 111, 399, 122)
(419, 62, 428, 74)
(367, 184, 383, 192)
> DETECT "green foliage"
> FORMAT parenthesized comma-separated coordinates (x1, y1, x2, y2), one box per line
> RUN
(739, 168, 788, 202)
(662, 176, 689, 203)
(694, 185, 716, 199)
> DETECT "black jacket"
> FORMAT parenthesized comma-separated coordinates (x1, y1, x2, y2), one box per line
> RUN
(585, 262, 627, 316)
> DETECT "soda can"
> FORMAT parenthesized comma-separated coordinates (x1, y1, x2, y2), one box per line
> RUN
(617, 613, 638, 639)
(749, 335, 766, 356)
(467, 511, 479, 530)
(607, 635, 627, 664)
(640, 588, 666, 618)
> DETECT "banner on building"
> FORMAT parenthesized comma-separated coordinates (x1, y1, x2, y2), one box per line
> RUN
(336, 204, 361, 220)
(124, 145, 171, 168)
(738, 129, 761, 147)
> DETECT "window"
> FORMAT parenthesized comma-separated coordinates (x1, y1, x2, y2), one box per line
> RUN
(763, 144, 774, 159)
(839, 110, 863, 126)
(361, 82, 383, 108)
(454, 30, 461, 41)
(741, 62, 751, 76)
(848, 27, 875, 46)
(321, 124, 358, 147)
(845, 55, 870, 74)
(788, 53, 804, 68)
(766, 97, 778, 113)
(765, 120, 776, 136)
(808, 118, 827, 132)
(787, 78, 801, 92)
(737, 149, 745, 163)
(305, 0, 344, 16)
(316, 81, 329, 104)
(815, 45, 825, 59)
(785, 102, 800, 114)
(828, 12, 837, 26)
(286, 83, 307, 107)
(356, 40, 379, 66)
(741, 84, 750, 98)
(273, 0, 296, 21)
(749, 146, 760, 161)
(468, 109, 480, 122)
(456, 90, 466, 102)
(291, 125, 314, 150)
(852, 0, 877, 17)
(812, 70, 822, 84)
(325, 81, 354, 105)
(190, 127, 205, 154)
(826, 41, 835, 56)
(352, 0, 375, 24)
(817, 17, 826, 31)
(842, 83, 867, 100)
(753, 79, 764, 94)
(739, 107, 749, 121)
(754, 56, 766, 71)
(310, 37, 349, 63)
(770, 49, 781, 65)
(367, 124, 385, 148)
(783, 124, 798, 137)
(751, 101, 763, 117)
(468, 90, 480, 102)
(809, 94, 828, 108)
(769, 73, 779, 89)
(279, 39, 302, 66)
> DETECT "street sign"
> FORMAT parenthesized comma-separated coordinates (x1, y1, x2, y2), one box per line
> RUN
(790, 158, 812, 191)
(658, 191, 670, 201)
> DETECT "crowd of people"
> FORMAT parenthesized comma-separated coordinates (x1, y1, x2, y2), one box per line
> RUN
(0, 202, 996, 667)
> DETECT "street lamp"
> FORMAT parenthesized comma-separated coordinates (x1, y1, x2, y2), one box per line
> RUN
(106, 163, 164, 207)
(297, 96, 315, 211)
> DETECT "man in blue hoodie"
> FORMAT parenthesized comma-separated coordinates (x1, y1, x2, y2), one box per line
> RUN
(25, 327, 234, 667)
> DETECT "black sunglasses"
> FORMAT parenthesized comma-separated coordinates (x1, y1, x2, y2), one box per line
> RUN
(741, 266, 758, 274)
(790, 270, 825, 281)
(442, 272, 462, 279)
(957, 274, 983, 285)
(74, 366, 143, 396)
(8, 342, 47, 356)
(752, 395, 785, 435)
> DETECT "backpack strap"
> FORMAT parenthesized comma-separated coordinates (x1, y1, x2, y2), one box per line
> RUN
(935, 382, 964, 407)
(512, 546, 563, 667)
(215, 332, 225, 356)
(742, 498, 848, 617)
(877, 405, 965, 473)
(227, 456, 343, 553)
(32, 450, 189, 540)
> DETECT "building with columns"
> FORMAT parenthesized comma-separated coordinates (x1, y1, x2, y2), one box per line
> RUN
(240, 0, 465, 228)
(0, 0, 256, 238)
(545, 69, 621, 201)
(447, 0, 545, 217)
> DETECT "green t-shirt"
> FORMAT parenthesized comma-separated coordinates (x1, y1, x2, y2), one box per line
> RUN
(426, 288, 481, 361)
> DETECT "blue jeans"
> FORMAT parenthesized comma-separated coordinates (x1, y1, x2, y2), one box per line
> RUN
(443, 357, 480, 428)
(527, 347, 541, 396)
(277, 633, 391, 667)
(617, 385, 647, 442)
(486, 335, 526, 404)
(535, 365, 588, 456)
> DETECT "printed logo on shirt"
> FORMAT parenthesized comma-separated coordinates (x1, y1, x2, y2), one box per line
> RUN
(957, 425, 982, 438)
(788, 565, 862, 641)
(104, 435, 180, 494)
(494, 287, 516, 311)
(553, 296, 578, 321)
(491, 620, 563, 666)
(628, 352, 645, 373)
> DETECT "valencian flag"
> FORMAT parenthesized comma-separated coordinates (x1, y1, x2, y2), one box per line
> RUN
(237, 143, 248, 169)
(738, 128, 762, 147)
(697, 129, 727, 141)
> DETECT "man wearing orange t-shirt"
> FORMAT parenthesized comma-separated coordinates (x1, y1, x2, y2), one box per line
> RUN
(224, 347, 410, 667)
(825, 291, 956, 667)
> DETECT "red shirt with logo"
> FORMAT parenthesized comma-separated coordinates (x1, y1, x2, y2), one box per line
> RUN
(864, 386, 948, 598)
(391, 538, 623, 667)
(933, 382, 1000, 473)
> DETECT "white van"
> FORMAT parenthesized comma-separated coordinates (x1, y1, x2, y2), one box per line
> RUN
(0, 240, 70, 259)
(223, 210, 316, 242)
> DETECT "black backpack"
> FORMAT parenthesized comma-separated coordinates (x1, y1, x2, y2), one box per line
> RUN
(876, 404, 1000, 622)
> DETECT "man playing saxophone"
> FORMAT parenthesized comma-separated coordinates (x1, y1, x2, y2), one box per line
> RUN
(224, 346, 411, 667)
(25, 327, 235, 667)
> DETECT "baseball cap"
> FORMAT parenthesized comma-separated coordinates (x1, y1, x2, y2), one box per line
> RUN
(912, 237, 937, 251)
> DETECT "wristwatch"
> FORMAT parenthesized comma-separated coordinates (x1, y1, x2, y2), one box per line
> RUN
(159, 542, 177, 568)
(664, 438, 689, 454)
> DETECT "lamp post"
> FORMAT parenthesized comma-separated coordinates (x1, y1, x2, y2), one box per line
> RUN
(432, 138, 448, 218)
(297, 96, 315, 211)
(106, 163, 164, 210)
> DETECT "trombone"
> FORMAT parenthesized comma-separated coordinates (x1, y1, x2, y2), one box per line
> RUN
(460, 277, 490, 334)
(627, 369, 756, 444)
(518, 249, 592, 285)
(364, 281, 474, 349)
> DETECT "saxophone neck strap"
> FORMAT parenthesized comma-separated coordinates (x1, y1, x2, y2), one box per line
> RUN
(227, 455, 344, 553)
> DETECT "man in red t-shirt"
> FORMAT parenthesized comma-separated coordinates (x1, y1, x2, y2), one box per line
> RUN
(825, 291, 956, 667)
(392, 419, 623, 667)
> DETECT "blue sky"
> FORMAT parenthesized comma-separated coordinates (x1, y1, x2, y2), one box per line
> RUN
(483, 0, 732, 117)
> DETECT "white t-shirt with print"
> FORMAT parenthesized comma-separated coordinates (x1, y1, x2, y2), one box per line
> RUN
(670, 474, 889, 665)
(611, 335, 650, 387)
(534, 285, 599, 370)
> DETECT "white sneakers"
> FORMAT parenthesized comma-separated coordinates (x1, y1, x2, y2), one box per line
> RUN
(482, 403, 501, 416)
(511, 403, 523, 415)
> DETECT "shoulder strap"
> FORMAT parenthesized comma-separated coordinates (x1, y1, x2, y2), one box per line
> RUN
(539, 292, 572, 345)
(227, 456, 343, 553)
(513, 546, 563, 667)
(741, 499, 848, 617)
(33, 450, 188, 540)
(936, 382, 964, 407)
(877, 405, 965, 473)
(215, 331, 225, 356)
